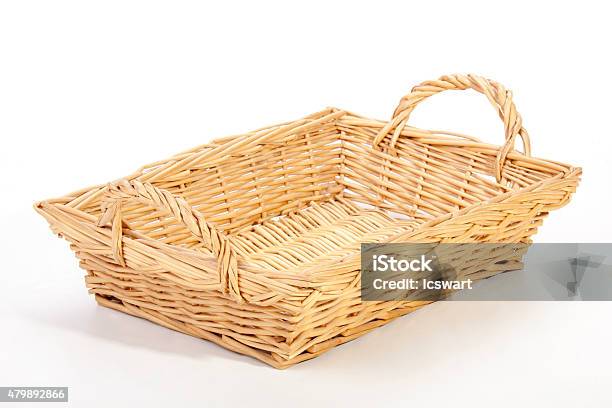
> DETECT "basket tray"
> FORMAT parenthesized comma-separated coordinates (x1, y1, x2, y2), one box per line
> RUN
(35, 74, 581, 368)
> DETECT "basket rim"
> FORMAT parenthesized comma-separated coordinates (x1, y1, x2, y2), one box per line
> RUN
(34, 108, 582, 277)
(37, 107, 581, 205)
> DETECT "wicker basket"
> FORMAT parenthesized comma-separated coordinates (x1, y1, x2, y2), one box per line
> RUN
(35, 74, 580, 368)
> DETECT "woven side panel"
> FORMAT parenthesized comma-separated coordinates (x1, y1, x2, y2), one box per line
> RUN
(337, 114, 573, 223)
(137, 109, 346, 234)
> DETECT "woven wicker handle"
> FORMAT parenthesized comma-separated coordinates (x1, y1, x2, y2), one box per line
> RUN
(96, 179, 241, 300)
(373, 73, 531, 182)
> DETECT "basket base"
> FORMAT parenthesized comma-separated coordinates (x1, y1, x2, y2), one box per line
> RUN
(94, 294, 429, 368)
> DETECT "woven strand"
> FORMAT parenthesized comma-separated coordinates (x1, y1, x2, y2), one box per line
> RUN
(97, 179, 241, 300)
(373, 73, 531, 182)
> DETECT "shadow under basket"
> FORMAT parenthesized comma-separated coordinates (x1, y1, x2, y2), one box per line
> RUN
(35, 74, 581, 368)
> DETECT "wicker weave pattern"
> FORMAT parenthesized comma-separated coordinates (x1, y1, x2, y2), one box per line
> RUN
(35, 74, 581, 368)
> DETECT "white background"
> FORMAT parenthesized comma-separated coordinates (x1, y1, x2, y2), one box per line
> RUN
(1, 1, 611, 407)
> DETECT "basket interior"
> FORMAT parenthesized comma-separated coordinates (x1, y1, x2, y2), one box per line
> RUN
(63, 109, 571, 261)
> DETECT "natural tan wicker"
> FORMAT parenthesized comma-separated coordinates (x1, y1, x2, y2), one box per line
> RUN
(36, 74, 580, 368)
